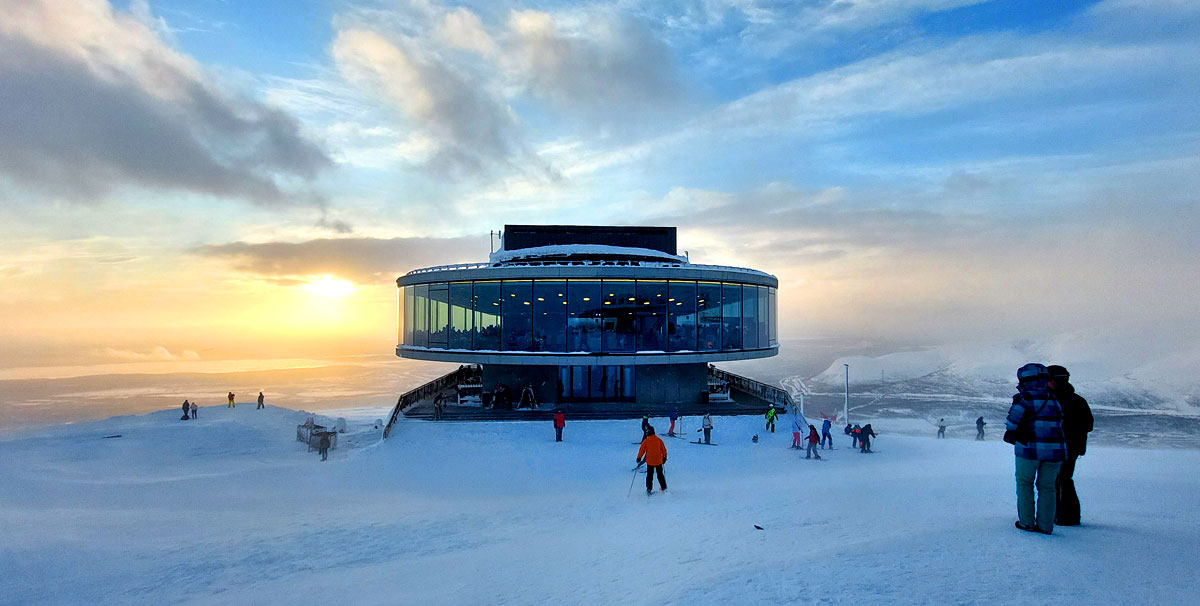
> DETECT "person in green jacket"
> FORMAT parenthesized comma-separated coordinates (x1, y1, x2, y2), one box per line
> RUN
(765, 407, 777, 433)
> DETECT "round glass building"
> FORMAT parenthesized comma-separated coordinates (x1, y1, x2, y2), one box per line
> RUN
(397, 225, 778, 407)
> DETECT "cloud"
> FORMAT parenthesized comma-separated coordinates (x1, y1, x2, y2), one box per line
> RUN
(194, 235, 490, 285)
(101, 346, 199, 361)
(331, 27, 542, 179)
(0, 0, 330, 204)
(503, 9, 686, 121)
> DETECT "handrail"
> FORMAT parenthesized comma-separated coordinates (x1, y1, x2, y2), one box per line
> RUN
(382, 364, 480, 438)
(708, 365, 808, 427)
(403, 260, 772, 277)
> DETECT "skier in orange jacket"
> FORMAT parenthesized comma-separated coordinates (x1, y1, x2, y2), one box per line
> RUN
(636, 426, 668, 494)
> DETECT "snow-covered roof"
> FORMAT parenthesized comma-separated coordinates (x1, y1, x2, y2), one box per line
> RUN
(489, 244, 688, 265)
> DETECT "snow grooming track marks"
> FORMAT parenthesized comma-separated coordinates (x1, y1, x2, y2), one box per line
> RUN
(2, 410, 1199, 605)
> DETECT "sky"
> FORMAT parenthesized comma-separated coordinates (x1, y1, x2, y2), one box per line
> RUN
(0, 0, 1197, 374)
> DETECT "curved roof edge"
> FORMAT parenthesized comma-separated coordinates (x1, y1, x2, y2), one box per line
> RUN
(489, 244, 687, 265)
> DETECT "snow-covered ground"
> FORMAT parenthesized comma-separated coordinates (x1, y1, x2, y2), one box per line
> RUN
(2, 406, 1198, 605)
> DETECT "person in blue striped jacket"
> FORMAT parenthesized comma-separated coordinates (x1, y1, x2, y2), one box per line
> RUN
(1005, 363, 1067, 535)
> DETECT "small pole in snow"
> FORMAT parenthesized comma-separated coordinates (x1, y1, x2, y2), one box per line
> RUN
(843, 363, 850, 424)
(489, 230, 495, 254)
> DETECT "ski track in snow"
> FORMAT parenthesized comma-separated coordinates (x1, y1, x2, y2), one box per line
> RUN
(1, 405, 1198, 605)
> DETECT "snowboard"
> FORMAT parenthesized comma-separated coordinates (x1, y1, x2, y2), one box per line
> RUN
(692, 440, 718, 446)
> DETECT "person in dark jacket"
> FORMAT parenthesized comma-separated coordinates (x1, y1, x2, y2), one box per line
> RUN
(820, 418, 833, 449)
(668, 408, 679, 436)
(851, 424, 862, 448)
(1048, 365, 1094, 526)
(553, 408, 565, 442)
(1005, 363, 1067, 535)
(641, 414, 652, 437)
(181, 400, 191, 420)
(257, 392, 265, 409)
(318, 433, 331, 461)
(859, 424, 877, 453)
(976, 416, 986, 440)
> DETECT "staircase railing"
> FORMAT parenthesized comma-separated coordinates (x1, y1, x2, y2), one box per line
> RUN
(383, 365, 480, 438)
(708, 365, 808, 426)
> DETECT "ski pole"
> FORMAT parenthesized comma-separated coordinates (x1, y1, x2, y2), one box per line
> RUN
(627, 462, 644, 497)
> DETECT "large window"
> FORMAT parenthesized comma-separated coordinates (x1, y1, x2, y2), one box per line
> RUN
(667, 280, 696, 352)
(558, 365, 635, 401)
(533, 281, 567, 352)
(758, 285, 769, 348)
(428, 283, 449, 348)
(742, 284, 758, 349)
(697, 282, 722, 351)
(473, 281, 501, 350)
(501, 280, 533, 351)
(401, 277, 774, 353)
(449, 282, 473, 349)
(602, 280, 636, 353)
(636, 280, 667, 352)
(413, 284, 429, 347)
(567, 280, 601, 352)
(722, 283, 742, 350)
(769, 287, 778, 345)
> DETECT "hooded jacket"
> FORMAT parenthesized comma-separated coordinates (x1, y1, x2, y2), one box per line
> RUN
(638, 434, 667, 466)
(1005, 368, 1067, 462)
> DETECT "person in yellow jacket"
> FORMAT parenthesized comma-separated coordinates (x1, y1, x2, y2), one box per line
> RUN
(765, 407, 777, 433)
(636, 426, 668, 494)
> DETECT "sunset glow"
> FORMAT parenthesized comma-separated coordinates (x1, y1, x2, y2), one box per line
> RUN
(304, 277, 355, 298)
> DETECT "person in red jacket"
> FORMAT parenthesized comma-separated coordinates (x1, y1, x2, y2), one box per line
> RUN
(636, 426, 668, 494)
(806, 424, 823, 459)
(553, 408, 565, 442)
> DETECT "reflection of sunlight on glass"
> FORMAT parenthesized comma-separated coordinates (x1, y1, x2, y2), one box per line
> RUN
(304, 276, 354, 297)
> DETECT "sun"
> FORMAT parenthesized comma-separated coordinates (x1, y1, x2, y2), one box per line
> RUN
(304, 276, 354, 297)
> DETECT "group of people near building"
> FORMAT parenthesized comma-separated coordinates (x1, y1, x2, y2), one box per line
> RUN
(178, 391, 265, 420)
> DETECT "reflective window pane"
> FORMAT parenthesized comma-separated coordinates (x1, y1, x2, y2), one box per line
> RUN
(602, 280, 636, 353)
(636, 280, 667, 351)
(667, 281, 697, 352)
(533, 280, 567, 352)
(403, 285, 414, 346)
(722, 283, 742, 350)
(769, 288, 778, 345)
(501, 280, 533, 351)
(449, 282, 473, 349)
(758, 285, 769, 347)
(413, 284, 429, 348)
(697, 282, 722, 351)
(473, 281, 501, 350)
(567, 280, 601, 352)
(742, 284, 758, 349)
(428, 283, 449, 348)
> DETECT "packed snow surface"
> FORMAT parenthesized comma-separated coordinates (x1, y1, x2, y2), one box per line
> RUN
(2, 406, 1197, 605)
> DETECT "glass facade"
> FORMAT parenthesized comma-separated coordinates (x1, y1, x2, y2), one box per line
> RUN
(400, 278, 778, 353)
(557, 365, 635, 401)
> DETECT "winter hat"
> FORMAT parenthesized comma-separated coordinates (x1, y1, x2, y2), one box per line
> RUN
(1046, 365, 1069, 380)
(1017, 363, 1049, 383)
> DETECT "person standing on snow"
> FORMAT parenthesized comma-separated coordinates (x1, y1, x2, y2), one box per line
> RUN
(764, 407, 777, 433)
(553, 408, 565, 442)
(318, 433, 331, 461)
(701, 412, 714, 444)
(190, 401, 197, 419)
(181, 400, 191, 420)
(1048, 365, 1093, 527)
(227, 392, 235, 408)
(859, 424, 876, 453)
(257, 392, 265, 409)
(641, 414, 652, 437)
(1005, 363, 1067, 535)
(976, 416, 986, 440)
(821, 418, 834, 449)
(791, 416, 804, 449)
(851, 424, 862, 449)
(937, 418, 947, 439)
(668, 408, 679, 436)
(636, 426, 668, 494)
(806, 424, 822, 460)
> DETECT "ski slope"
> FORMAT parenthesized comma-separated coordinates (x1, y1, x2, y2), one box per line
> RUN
(1, 405, 1197, 605)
